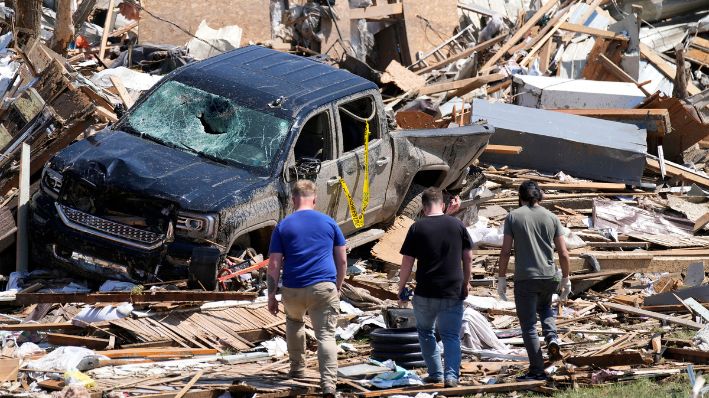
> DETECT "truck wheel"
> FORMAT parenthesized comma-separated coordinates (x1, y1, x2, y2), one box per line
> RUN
(188, 247, 220, 291)
(397, 184, 426, 219)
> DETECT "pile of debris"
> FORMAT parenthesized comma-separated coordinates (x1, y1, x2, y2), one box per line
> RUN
(3, 0, 709, 397)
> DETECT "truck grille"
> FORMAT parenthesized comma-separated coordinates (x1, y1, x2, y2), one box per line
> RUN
(56, 203, 165, 250)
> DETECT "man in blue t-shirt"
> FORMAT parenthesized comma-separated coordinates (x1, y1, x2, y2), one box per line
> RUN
(267, 179, 347, 397)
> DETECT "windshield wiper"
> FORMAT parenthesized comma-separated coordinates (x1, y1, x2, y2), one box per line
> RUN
(179, 144, 229, 165)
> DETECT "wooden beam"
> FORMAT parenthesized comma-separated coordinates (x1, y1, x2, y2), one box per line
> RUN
(566, 352, 645, 367)
(520, 11, 571, 67)
(640, 43, 700, 95)
(175, 370, 204, 398)
(98, 0, 116, 61)
(0, 322, 82, 332)
(109, 75, 134, 108)
(96, 348, 218, 359)
(416, 34, 505, 74)
(694, 212, 709, 233)
(559, 22, 629, 41)
(483, 145, 523, 155)
(646, 157, 709, 188)
(480, 0, 559, 71)
(537, 182, 628, 191)
(14, 291, 257, 305)
(359, 381, 545, 397)
(597, 54, 651, 96)
(46, 333, 110, 350)
(349, 3, 403, 19)
(418, 73, 506, 95)
(603, 302, 704, 329)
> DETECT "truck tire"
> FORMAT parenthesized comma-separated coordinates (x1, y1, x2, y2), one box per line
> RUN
(188, 247, 220, 291)
(370, 327, 419, 344)
(371, 341, 421, 353)
(371, 351, 424, 363)
(397, 184, 426, 219)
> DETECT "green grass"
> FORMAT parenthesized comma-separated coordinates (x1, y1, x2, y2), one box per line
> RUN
(519, 375, 690, 398)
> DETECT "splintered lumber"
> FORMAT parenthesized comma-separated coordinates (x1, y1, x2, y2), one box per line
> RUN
(416, 34, 505, 74)
(418, 73, 506, 95)
(640, 43, 700, 96)
(46, 333, 109, 350)
(537, 182, 628, 191)
(14, 291, 257, 305)
(566, 352, 645, 367)
(483, 145, 523, 155)
(603, 302, 703, 329)
(359, 381, 545, 397)
(480, 0, 559, 70)
(96, 348, 218, 359)
(646, 157, 709, 188)
(559, 22, 629, 42)
(694, 212, 709, 233)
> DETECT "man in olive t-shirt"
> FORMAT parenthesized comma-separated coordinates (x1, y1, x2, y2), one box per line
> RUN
(498, 181, 571, 381)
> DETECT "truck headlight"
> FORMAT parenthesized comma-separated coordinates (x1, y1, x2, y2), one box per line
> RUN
(176, 211, 217, 239)
(41, 167, 63, 198)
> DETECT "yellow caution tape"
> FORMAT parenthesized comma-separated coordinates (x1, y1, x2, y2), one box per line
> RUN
(339, 120, 370, 228)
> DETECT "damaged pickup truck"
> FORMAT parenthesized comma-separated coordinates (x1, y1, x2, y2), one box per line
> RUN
(30, 46, 492, 289)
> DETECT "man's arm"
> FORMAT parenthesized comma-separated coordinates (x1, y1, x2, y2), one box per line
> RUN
(461, 248, 473, 298)
(398, 255, 415, 296)
(267, 253, 283, 315)
(334, 246, 347, 291)
(554, 235, 570, 277)
(498, 235, 513, 277)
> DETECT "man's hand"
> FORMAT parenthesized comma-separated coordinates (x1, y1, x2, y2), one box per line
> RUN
(460, 281, 470, 300)
(560, 277, 572, 301)
(446, 195, 461, 215)
(268, 295, 279, 315)
(497, 276, 508, 301)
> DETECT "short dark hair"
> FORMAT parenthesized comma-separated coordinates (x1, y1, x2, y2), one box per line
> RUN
(519, 180, 543, 205)
(421, 187, 443, 208)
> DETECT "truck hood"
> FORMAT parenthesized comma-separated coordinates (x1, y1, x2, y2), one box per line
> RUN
(52, 130, 268, 212)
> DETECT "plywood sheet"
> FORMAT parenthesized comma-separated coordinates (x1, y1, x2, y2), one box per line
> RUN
(138, 0, 271, 47)
(371, 216, 414, 266)
(401, 0, 459, 66)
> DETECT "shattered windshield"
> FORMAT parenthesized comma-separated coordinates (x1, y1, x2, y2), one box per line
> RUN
(123, 80, 290, 173)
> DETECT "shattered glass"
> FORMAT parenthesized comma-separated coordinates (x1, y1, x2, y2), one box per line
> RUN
(124, 80, 290, 172)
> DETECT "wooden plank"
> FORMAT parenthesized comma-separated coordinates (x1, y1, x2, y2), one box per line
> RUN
(559, 22, 629, 41)
(98, 0, 115, 61)
(109, 75, 134, 109)
(415, 34, 505, 74)
(566, 352, 644, 367)
(664, 347, 709, 364)
(640, 43, 700, 95)
(419, 73, 506, 95)
(694, 212, 709, 233)
(14, 291, 257, 305)
(569, 270, 630, 281)
(684, 297, 709, 322)
(175, 370, 204, 398)
(480, 0, 559, 71)
(0, 322, 81, 332)
(96, 348, 218, 359)
(359, 381, 545, 397)
(349, 3, 403, 19)
(587, 242, 649, 249)
(483, 145, 523, 155)
(646, 157, 709, 188)
(46, 333, 109, 350)
(686, 47, 709, 66)
(603, 302, 704, 329)
(597, 54, 651, 96)
(537, 182, 628, 191)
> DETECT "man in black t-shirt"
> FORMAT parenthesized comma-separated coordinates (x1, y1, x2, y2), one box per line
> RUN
(398, 187, 474, 388)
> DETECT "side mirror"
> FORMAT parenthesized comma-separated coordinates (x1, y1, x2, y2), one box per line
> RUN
(288, 158, 322, 181)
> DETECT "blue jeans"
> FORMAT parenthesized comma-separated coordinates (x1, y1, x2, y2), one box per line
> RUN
(412, 295, 464, 381)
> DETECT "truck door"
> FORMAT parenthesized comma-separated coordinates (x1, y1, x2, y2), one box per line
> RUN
(333, 93, 393, 235)
(290, 108, 342, 219)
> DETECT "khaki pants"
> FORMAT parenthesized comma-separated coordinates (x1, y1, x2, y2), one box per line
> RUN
(282, 281, 340, 393)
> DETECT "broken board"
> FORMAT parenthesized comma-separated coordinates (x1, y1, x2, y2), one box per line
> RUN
(371, 216, 414, 266)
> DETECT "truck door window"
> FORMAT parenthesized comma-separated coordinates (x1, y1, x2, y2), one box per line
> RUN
(339, 96, 379, 153)
(295, 111, 331, 161)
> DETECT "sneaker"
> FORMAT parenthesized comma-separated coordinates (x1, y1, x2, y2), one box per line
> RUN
(516, 372, 547, 382)
(547, 338, 562, 361)
(423, 376, 443, 384)
(444, 378, 458, 388)
(288, 369, 306, 378)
